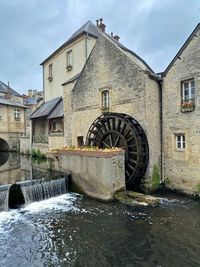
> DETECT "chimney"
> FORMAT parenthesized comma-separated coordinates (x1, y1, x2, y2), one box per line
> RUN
(28, 89, 33, 97)
(5, 81, 11, 99)
(98, 18, 106, 32)
(113, 35, 120, 42)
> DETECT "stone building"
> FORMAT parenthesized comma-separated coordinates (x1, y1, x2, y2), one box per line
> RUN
(0, 81, 26, 151)
(162, 23, 200, 194)
(31, 19, 200, 193)
(63, 30, 161, 185)
(23, 89, 43, 135)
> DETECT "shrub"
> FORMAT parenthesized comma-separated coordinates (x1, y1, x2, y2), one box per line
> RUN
(31, 148, 46, 160)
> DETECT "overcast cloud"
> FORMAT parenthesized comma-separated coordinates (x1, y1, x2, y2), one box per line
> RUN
(0, 0, 199, 94)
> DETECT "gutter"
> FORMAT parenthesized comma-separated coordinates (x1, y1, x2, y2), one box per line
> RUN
(159, 79, 164, 182)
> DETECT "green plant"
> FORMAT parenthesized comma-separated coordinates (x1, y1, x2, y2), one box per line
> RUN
(31, 148, 46, 160)
(164, 177, 171, 185)
(151, 164, 160, 190)
(195, 183, 200, 192)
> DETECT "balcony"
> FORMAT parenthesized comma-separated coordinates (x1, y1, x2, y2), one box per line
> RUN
(181, 99, 195, 113)
(33, 135, 48, 144)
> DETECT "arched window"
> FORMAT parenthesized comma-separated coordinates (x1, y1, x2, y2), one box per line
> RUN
(102, 90, 109, 109)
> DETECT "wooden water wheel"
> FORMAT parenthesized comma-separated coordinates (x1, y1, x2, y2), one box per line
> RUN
(85, 112, 149, 187)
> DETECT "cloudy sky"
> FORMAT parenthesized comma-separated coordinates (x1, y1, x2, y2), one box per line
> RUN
(0, 0, 199, 94)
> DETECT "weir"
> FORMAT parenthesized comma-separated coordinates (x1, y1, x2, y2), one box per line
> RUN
(0, 175, 68, 211)
(0, 185, 11, 212)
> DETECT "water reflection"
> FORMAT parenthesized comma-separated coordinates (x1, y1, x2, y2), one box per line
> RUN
(0, 151, 9, 167)
(0, 152, 58, 186)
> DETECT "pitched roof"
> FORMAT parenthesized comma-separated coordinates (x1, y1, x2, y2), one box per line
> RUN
(104, 32, 154, 73)
(0, 97, 27, 108)
(0, 81, 22, 97)
(30, 96, 62, 119)
(62, 73, 80, 86)
(40, 21, 100, 65)
(162, 23, 200, 77)
(47, 99, 63, 119)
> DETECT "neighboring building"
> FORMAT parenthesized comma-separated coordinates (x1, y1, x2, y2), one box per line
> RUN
(23, 89, 43, 135)
(162, 23, 200, 194)
(30, 20, 101, 151)
(0, 81, 26, 151)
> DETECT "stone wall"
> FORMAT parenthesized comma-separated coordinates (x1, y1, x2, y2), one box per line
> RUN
(20, 136, 30, 154)
(49, 135, 64, 151)
(163, 27, 200, 195)
(49, 149, 125, 200)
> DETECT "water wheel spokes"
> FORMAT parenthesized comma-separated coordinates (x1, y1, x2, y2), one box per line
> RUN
(86, 112, 149, 187)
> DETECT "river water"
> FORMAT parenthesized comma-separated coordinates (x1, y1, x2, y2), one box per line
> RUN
(0, 153, 200, 267)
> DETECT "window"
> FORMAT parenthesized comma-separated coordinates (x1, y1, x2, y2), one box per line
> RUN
(49, 118, 64, 134)
(175, 134, 185, 150)
(14, 109, 20, 120)
(181, 79, 195, 111)
(48, 63, 53, 81)
(67, 50, 73, 70)
(102, 90, 109, 111)
(49, 120, 57, 131)
(182, 79, 195, 101)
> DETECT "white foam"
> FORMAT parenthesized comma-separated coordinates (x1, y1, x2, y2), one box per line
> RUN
(0, 193, 81, 234)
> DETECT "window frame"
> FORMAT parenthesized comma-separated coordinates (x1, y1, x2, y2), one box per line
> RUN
(66, 50, 73, 70)
(175, 134, 185, 150)
(102, 90, 109, 109)
(48, 63, 53, 81)
(181, 79, 195, 101)
(14, 108, 20, 120)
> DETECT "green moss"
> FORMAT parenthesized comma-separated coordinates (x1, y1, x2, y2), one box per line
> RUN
(195, 183, 200, 192)
(151, 164, 160, 190)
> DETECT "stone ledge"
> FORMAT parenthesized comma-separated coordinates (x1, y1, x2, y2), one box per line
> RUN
(49, 149, 124, 158)
(114, 190, 160, 206)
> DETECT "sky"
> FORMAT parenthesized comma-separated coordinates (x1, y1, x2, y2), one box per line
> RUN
(0, 0, 199, 94)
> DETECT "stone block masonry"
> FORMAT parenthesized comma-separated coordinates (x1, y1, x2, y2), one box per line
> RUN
(48, 149, 125, 201)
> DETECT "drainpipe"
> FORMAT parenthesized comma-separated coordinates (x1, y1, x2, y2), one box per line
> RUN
(42, 66, 45, 102)
(159, 80, 164, 182)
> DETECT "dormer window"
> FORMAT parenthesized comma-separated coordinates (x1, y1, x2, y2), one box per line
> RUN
(101, 90, 109, 112)
(48, 63, 53, 82)
(67, 50, 73, 71)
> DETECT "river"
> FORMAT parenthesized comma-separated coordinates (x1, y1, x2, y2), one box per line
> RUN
(0, 153, 199, 267)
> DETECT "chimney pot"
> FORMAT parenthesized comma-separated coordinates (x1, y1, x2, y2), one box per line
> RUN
(97, 18, 106, 32)
(113, 35, 120, 42)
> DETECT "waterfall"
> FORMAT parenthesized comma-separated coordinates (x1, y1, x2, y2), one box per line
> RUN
(21, 177, 68, 205)
(0, 185, 11, 212)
